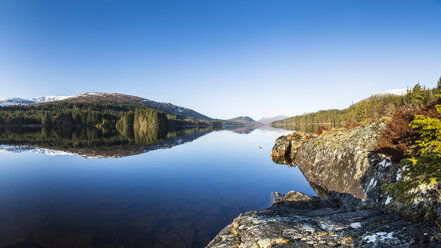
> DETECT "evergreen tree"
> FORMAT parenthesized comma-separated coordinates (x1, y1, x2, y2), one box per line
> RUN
(385, 92, 441, 202)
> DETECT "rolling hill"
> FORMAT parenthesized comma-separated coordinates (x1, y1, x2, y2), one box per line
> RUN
(1, 92, 212, 121)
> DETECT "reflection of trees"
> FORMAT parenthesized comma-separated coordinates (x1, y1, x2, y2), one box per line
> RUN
(0, 126, 216, 155)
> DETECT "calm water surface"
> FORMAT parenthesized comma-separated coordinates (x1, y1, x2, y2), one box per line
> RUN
(0, 127, 314, 248)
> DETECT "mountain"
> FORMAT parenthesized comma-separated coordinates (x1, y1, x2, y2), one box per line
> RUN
(258, 115, 288, 124)
(228, 116, 259, 124)
(0, 95, 73, 107)
(1, 92, 211, 121)
(32, 95, 72, 103)
(0, 98, 36, 107)
(227, 116, 264, 129)
(354, 88, 409, 105)
(374, 88, 408, 98)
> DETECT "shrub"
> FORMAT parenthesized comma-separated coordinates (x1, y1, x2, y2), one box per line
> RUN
(315, 125, 329, 135)
(378, 99, 441, 161)
(343, 121, 359, 129)
(385, 98, 441, 203)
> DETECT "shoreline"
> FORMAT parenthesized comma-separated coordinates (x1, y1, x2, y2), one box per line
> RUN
(207, 123, 440, 247)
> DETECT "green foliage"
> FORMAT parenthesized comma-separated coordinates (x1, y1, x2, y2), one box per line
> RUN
(410, 112, 441, 154)
(0, 102, 221, 133)
(385, 93, 441, 202)
(385, 152, 441, 203)
(272, 84, 438, 129)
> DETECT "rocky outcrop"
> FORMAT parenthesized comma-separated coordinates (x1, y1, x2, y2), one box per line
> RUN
(208, 123, 441, 247)
(272, 123, 385, 200)
(271, 133, 305, 165)
(271, 122, 441, 222)
(207, 192, 440, 248)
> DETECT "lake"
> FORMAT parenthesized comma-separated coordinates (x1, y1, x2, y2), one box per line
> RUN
(0, 126, 314, 248)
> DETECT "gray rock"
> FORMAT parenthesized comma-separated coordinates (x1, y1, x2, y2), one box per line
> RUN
(207, 192, 440, 247)
(208, 123, 441, 247)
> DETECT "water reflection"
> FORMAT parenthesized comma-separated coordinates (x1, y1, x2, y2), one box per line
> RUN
(0, 127, 314, 248)
(0, 126, 215, 158)
(271, 123, 342, 133)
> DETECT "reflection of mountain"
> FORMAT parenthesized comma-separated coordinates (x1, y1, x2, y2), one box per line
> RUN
(0, 127, 214, 159)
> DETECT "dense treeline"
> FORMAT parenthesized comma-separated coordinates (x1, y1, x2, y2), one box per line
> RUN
(272, 84, 439, 129)
(0, 102, 222, 133)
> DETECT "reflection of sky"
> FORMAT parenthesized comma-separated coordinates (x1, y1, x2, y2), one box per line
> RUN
(0, 128, 313, 247)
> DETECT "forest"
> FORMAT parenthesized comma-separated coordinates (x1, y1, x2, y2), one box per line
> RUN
(271, 84, 440, 129)
(0, 102, 222, 133)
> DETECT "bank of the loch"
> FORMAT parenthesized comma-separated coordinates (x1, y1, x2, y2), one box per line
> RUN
(207, 123, 440, 247)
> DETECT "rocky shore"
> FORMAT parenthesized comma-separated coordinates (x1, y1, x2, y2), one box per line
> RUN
(207, 123, 440, 247)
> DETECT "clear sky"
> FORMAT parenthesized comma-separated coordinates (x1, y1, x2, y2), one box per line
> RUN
(0, 0, 440, 120)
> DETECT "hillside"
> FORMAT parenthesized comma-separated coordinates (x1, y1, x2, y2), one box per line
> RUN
(0, 98, 221, 132)
(227, 116, 264, 127)
(1, 92, 212, 121)
(228, 116, 256, 124)
(272, 84, 439, 129)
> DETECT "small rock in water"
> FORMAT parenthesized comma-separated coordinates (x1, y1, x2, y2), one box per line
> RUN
(272, 192, 285, 197)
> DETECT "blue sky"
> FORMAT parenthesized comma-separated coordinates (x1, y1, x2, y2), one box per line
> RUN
(0, 0, 440, 120)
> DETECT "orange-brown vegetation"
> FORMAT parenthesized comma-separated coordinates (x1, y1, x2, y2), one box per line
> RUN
(378, 98, 441, 161)
(314, 125, 329, 135)
(343, 121, 359, 129)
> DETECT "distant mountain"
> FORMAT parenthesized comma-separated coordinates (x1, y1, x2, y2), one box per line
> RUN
(227, 116, 264, 129)
(354, 88, 409, 105)
(0, 95, 72, 106)
(1, 92, 211, 121)
(0, 98, 36, 106)
(32, 95, 72, 103)
(228, 116, 258, 124)
(374, 89, 408, 97)
(258, 115, 288, 124)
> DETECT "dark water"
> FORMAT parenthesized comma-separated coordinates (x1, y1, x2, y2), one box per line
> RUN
(0, 127, 314, 248)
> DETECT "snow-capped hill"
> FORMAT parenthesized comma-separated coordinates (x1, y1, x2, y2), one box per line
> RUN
(0, 98, 36, 106)
(0, 95, 73, 106)
(0, 92, 212, 120)
(374, 89, 408, 97)
(32, 95, 73, 103)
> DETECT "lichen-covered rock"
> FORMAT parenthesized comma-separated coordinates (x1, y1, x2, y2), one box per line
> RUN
(271, 133, 305, 165)
(271, 123, 441, 221)
(293, 123, 386, 200)
(361, 153, 441, 222)
(207, 192, 440, 248)
(208, 124, 441, 247)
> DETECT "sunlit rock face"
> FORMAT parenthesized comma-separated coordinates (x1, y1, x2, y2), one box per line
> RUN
(293, 123, 385, 200)
(272, 123, 441, 221)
